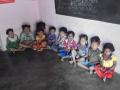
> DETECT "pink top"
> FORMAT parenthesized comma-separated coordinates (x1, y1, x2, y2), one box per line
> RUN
(63, 39, 77, 50)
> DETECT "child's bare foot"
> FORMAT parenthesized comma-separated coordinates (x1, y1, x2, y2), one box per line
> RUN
(33, 48, 37, 51)
(90, 70, 93, 75)
(69, 61, 74, 64)
(38, 48, 43, 52)
(103, 77, 106, 82)
(61, 58, 64, 62)
(10, 49, 15, 53)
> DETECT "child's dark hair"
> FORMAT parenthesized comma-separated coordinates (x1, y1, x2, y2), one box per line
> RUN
(91, 36, 100, 44)
(67, 31, 75, 37)
(49, 26, 56, 32)
(36, 21, 46, 30)
(59, 27, 67, 34)
(79, 34, 88, 46)
(22, 24, 31, 30)
(6, 28, 13, 35)
(35, 28, 44, 36)
(103, 43, 115, 52)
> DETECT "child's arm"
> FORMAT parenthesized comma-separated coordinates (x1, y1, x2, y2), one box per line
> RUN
(19, 43, 31, 48)
(19, 33, 25, 42)
(52, 35, 57, 43)
(6, 38, 11, 51)
(110, 61, 117, 71)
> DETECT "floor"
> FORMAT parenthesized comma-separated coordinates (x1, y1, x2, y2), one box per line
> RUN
(0, 49, 120, 90)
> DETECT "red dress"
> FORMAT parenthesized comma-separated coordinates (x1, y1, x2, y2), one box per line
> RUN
(95, 54, 116, 79)
(95, 64, 114, 79)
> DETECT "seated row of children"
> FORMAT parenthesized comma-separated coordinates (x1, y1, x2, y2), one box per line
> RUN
(6, 21, 117, 82)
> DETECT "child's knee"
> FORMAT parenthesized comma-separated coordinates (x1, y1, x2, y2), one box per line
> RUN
(72, 49, 77, 55)
(89, 66, 95, 70)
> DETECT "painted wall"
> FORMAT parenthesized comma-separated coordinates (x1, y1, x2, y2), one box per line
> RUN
(38, 0, 120, 73)
(0, 0, 40, 50)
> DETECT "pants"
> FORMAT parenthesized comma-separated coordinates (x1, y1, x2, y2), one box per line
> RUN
(58, 49, 72, 58)
(95, 64, 114, 79)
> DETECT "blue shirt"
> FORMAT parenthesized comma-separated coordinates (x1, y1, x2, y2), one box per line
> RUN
(48, 34, 56, 43)
(77, 44, 88, 57)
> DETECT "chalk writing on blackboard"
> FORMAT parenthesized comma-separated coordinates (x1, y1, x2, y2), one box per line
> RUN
(55, 0, 120, 24)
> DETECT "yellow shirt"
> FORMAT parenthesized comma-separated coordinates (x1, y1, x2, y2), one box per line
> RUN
(36, 35, 45, 42)
(100, 54, 117, 68)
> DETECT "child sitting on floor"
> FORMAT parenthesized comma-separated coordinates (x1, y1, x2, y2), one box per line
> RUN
(95, 43, 117, 82)
(6, 28, 21, 52)
(59, 31, 77, 61)
(19, 24, 34, 49)
(48, 26, 56, 48)
(53, 27, 67, 52)
(71, 34, 89, 66)
(33, 29, 47, 51)
(78, 36, 101, 74)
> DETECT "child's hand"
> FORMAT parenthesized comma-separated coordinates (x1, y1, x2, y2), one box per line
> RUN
(33, 40, 37, 44)
(65, 48, 70, 52)
(10, 48, 15, 53)
(68, 47, 70, 50)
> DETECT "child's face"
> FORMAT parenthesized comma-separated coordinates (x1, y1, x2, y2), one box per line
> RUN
(60, 31, 66, 37)
(91, 42, 99, 51)
(68, 34, 74, 41)
(38, 31, 44, 36)
(8, 31, 14, 38)
(104, 48, 112, 56)
(41, 41, 47, 47)
(80, 38, 86, 46)
(24, 27, 30, 34)
(50, 29, 55, 34)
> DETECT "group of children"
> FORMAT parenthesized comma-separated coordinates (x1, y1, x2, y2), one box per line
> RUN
(6, 21, 117, 82)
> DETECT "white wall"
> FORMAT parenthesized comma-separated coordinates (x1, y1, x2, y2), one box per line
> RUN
(0, 0, 40, 50)
(38, 0, 120, 73)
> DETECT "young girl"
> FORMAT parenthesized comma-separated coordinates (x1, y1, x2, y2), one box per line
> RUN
(20, 24, 34, 49)
(71, 34, 89, 67)
(59, 31, 77, 61)
(95, 43, 117, 82)
(33, 29, 47, 51)
(6, 28, 21, 52)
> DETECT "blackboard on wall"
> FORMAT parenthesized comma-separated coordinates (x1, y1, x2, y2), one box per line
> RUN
(55, 0, 120, 24)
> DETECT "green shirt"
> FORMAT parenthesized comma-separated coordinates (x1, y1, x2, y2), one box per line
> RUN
(20, 32, 34, 42)
(6, 35, 19, 51)
(88, 48, 101, 63)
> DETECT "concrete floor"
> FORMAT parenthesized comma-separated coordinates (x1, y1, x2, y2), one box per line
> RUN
(0, 49, 120, 90)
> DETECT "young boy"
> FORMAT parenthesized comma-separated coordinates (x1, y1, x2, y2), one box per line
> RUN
(78, 36, 101, 74)
(53, 27, 67, 52)
(20, 24, 34, 49)
(48, 26, 56, 47)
